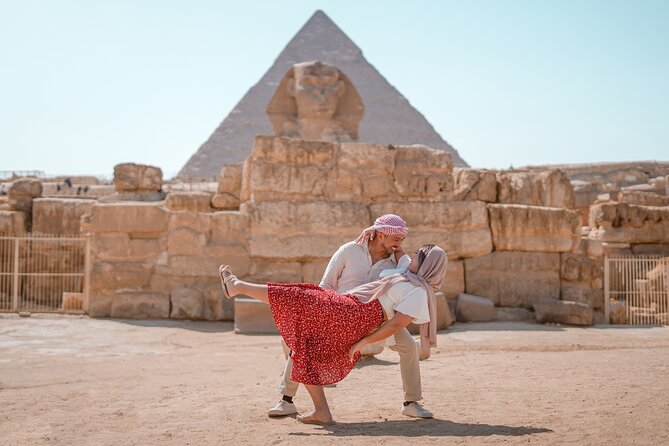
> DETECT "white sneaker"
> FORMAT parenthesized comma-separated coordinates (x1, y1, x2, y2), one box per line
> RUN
(267, 399, 297, 417)
(402, 402, 433, 418)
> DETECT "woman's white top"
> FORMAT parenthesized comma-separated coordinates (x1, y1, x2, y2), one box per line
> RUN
(379, 254, 411, 278)
(378, 281, 430, 325)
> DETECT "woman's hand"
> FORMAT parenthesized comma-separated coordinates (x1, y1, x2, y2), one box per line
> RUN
(354, 226, 375, 244)
(349, 339, 367, 362)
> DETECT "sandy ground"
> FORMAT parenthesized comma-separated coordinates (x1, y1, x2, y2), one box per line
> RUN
(1, 314, 668, 446)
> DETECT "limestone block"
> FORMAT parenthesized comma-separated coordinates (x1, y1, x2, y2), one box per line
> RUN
(333, 145, 396, 201)
(456, 293, 496, 322)
(489, 204, 581, 252)
(392, 145, 453, 200)
(245, 201, 369, 260)
(338, 143, 394, 172)
(7, 178, 42, 212)
(533, 298, 594, 326)
(589, 203, 669, 243)
(202, 281, 235, 321)
(92, 234, 164, 262)
(165, 191, 213, 212)
(90, 261, 153, 294)
(370, 201, 492, 259)
(494, 307, 535, 321)
(97, 191, 166, 203)
(167, 227, 207, 256)
(170, 287, 204, 319)
(164, 246, 250, 278)
(453, 168, 497, 202)
(32, 198, 93, 235)
(62, 292, 84, 311)
(302, 260, 331, 284)
(408, 292, 452, 334)
(465, 252, 561, 307)
(234, 296, 278, 334)
(209, 211, 250, 245)
(87, 293, 114, 317)
(0, 210, 27, 234)
(497, 169, 575, 208)
(560, 253, 604, 310)
(245, 260, 303, 283)
(244, 137, 338, 202)
(217, 163, 243, 196)
(619, 190, 669, 207)
(90, 202, 168, 234)
(441, 260, 465, 299)
(631, 244, 669, 256)
(113, 163, 162, 192)
(110, 292, 170, 319)
(211, 193, 240, 210)
(609, 300, 628, 324)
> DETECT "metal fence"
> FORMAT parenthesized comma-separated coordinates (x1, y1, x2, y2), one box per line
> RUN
(0, 235, 90, 313)
(605, 255, 668, 325)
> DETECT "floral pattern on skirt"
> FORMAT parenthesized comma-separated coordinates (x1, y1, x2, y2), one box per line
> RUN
(268, 283, 384, 386)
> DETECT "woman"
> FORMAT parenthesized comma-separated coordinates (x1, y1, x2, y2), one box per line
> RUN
(219, 244, 447, 425)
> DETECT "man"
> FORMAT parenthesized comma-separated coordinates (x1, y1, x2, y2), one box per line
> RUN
(267, 214, 433, 419)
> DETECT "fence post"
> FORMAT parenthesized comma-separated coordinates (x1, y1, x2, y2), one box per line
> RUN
(12, 237, 19, 311)
(84, 235, 91, 314)
(604, 255, 610, 324)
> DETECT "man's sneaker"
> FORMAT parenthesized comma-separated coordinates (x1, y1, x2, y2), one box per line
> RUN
(402, 402, 433, 418)
(267, 400, 298, 417)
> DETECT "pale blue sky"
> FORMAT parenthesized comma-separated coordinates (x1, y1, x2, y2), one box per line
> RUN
(1, 0, 667, 178)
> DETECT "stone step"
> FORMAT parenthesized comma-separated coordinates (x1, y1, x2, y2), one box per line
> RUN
(234, 296, 278, 334)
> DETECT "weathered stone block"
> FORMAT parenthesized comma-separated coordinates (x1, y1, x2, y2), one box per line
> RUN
(211, 193, 240, 210)
(90, 261, 153, 294)
(114, 163, 162, 192)
(110, 292, 170, 319)
(165, 191, 213, 212)
(209, 211, 250, 244)
(465, 251, 561, 307)
(560, 253, 604, 310)
(533, 298, 594, 326)
(456, 293, 496, 322)
(92, 233, 164, 262)
(302, 260, 331, 284)
(495, 307, 535, 321)
(589, 203, 669, 243)
(32, 198, 93, 235)
(167, 228, 207, 256)
(392, 145, 453, 200)
(90, 202, 169, 234)
(497, 169, 575, 208)
(245, 260, 303, 283)
(0, 210, 27, 234)
(442, 260, 465, 299)
(7, 178, 42, 212)
(631, 244, 669, 256)
(619, 190, 669, 207)
(217, 163, 243, 196)
(489, 204, 581, 252)
(170, 287, 204, 319)
(370, 201, 492, 259)
(245, 201, 369, 259)
(453, 168, 497, 202)
(234, 296, 278, 334)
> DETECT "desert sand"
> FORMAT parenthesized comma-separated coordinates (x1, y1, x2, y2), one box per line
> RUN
(1, 314, 668, 445)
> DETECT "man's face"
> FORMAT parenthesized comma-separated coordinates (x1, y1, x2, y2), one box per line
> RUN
(377, 232, 405, 256)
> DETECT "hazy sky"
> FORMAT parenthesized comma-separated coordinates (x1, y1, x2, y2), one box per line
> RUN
(1, 0, 667, 179)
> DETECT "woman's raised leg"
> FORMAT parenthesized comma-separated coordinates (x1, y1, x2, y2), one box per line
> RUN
(298, 384, 334, 425)
(219, 265, 269, 303)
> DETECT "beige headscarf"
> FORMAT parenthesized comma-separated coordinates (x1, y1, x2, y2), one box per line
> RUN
(347, 245, 448, 356)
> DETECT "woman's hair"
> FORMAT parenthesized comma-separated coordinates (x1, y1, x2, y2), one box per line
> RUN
(417, 244, 436, 270)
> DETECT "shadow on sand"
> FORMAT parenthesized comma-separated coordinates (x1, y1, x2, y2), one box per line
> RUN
(289, 418, 552, 438)
(105, 318, 235, 333)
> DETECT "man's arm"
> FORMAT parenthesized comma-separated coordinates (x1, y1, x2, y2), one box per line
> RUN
(348, 312, 414, 361)
(319, 245, 346, 291)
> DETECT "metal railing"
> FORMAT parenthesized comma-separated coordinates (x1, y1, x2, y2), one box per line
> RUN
(605, 255, 668, 325)
(0, 234, 90, 313)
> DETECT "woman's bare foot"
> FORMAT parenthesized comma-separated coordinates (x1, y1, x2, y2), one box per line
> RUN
(219, 265, 238, 299)
(296, 411, 335, 426)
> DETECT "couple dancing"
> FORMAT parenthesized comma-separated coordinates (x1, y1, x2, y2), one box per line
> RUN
(219, 214, 447, 425)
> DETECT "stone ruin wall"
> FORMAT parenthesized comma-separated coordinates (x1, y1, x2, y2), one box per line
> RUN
(1, 137, 668, 325)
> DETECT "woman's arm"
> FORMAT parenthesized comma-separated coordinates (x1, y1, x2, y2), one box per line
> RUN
(348, 311, 414, 361)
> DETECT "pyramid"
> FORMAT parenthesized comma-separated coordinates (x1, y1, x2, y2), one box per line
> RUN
(178, 10, 468, 180)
